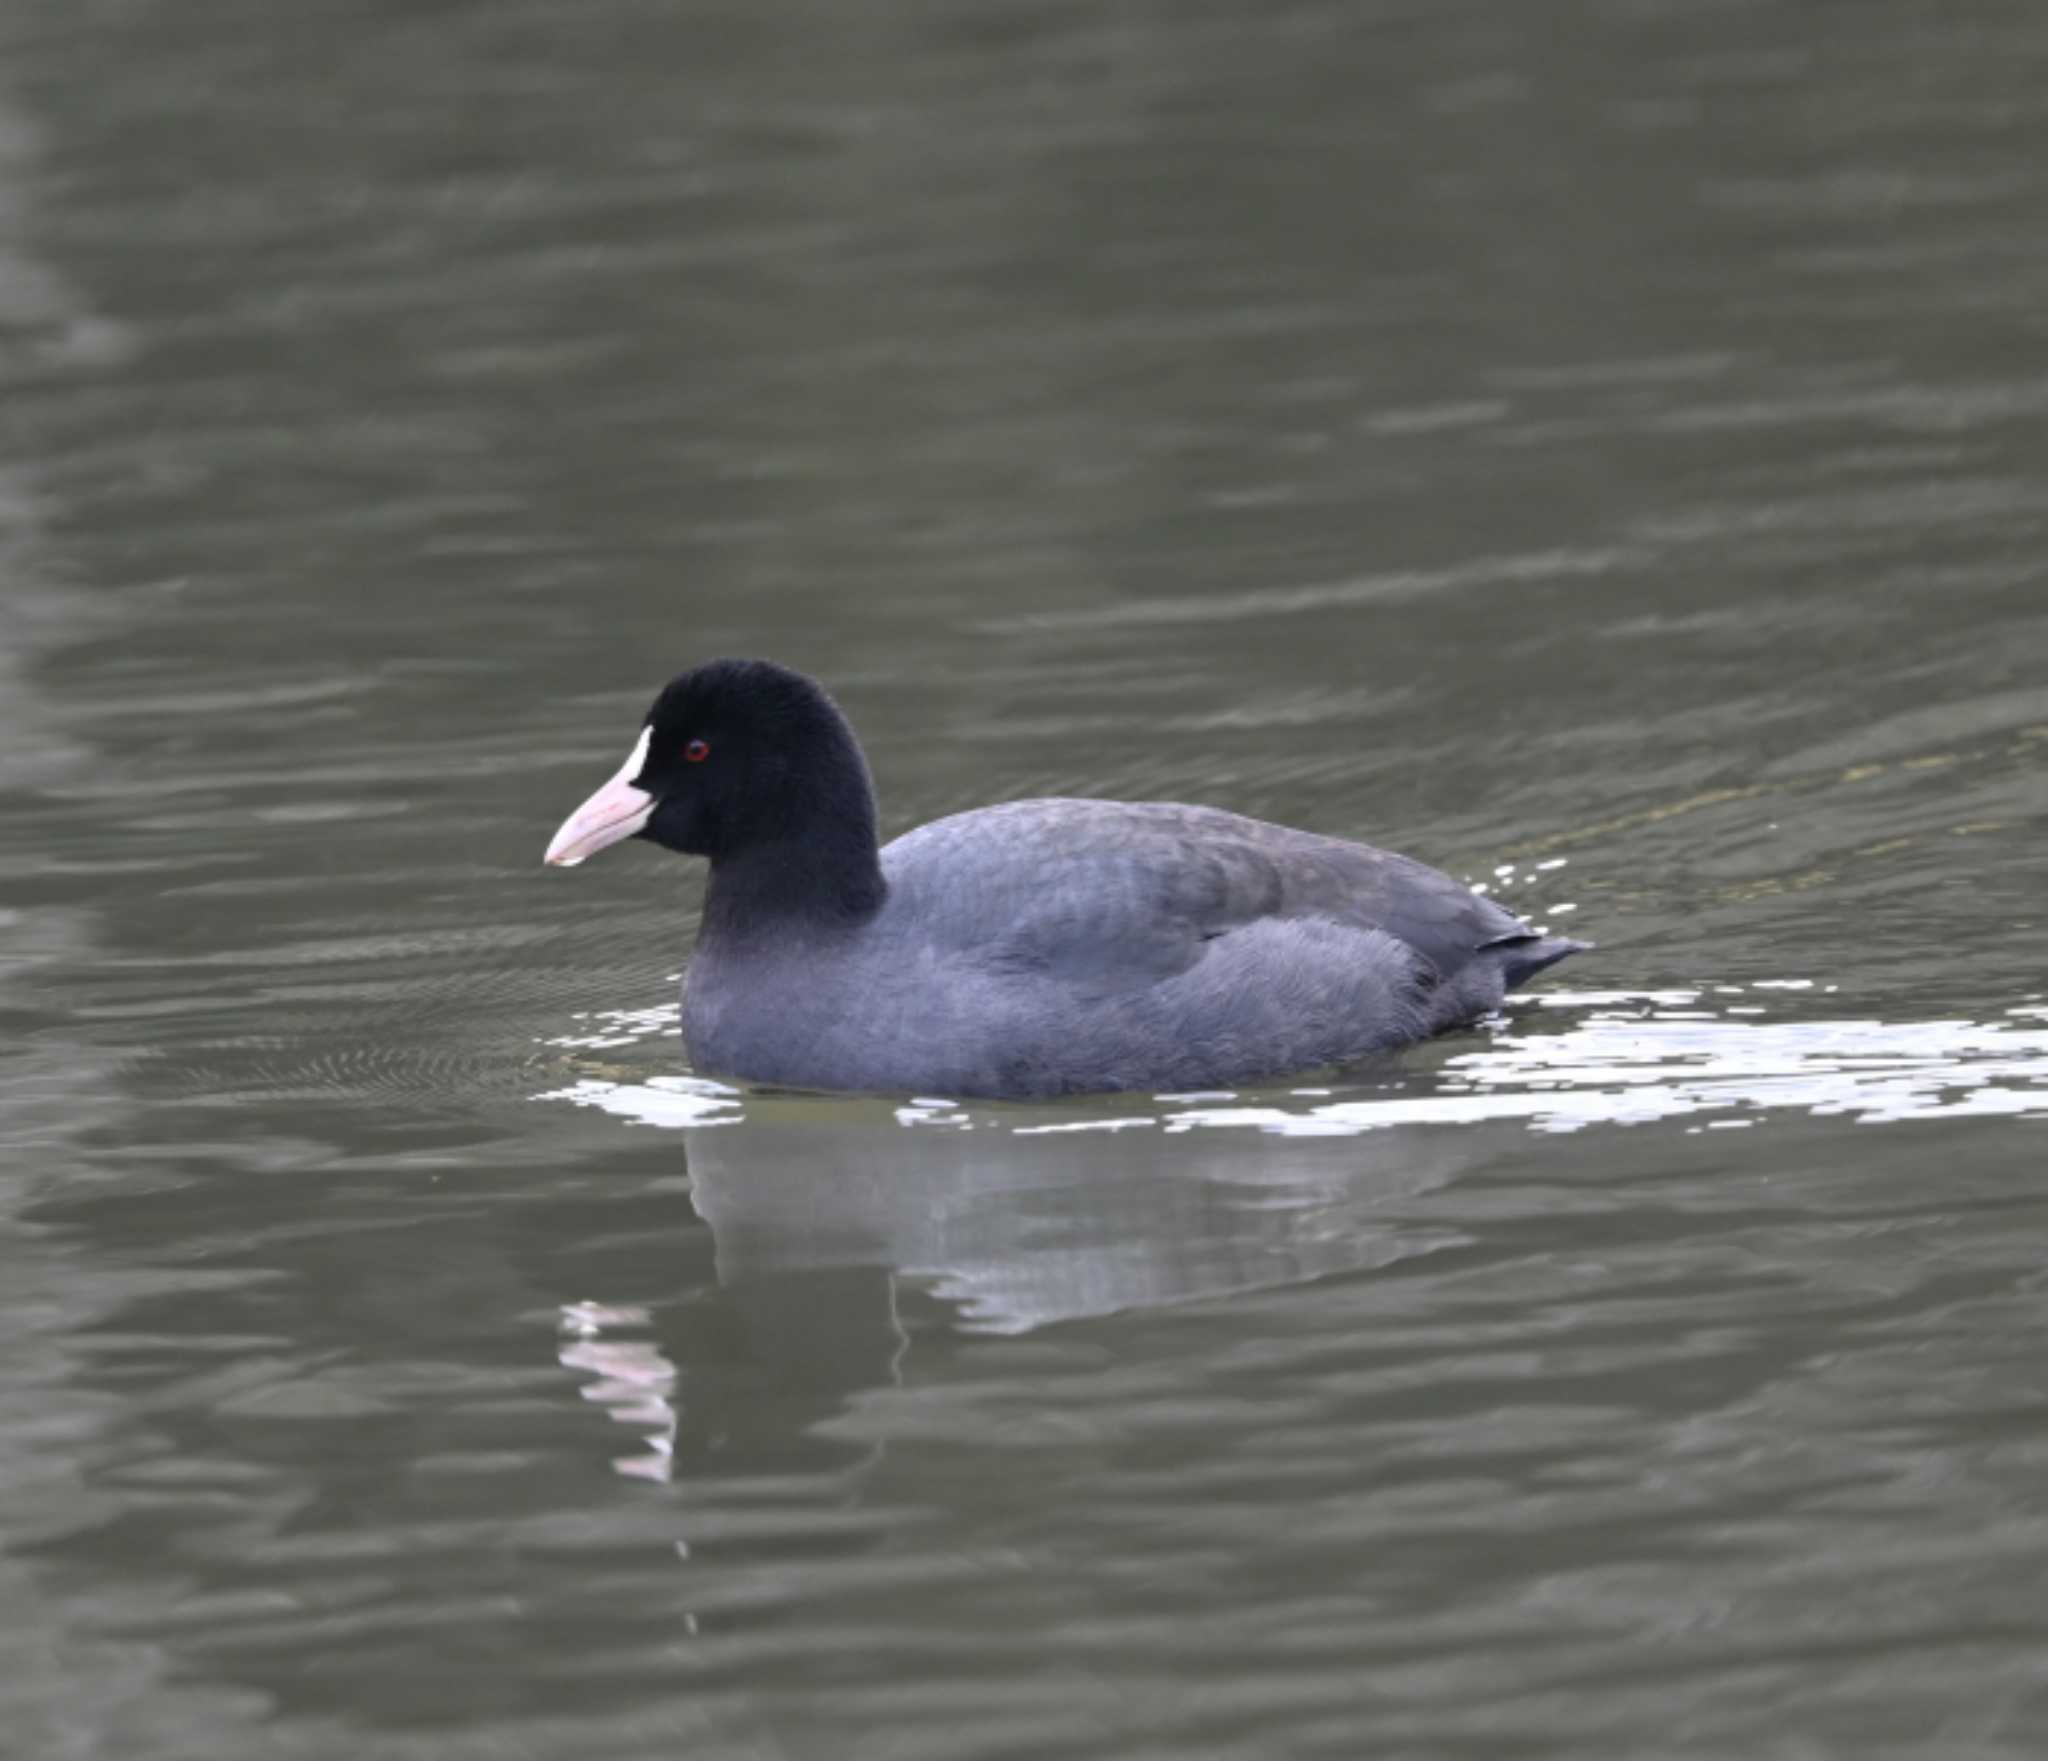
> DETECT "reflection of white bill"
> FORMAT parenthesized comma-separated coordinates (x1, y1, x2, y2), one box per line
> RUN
(558, 1302, 677, 1483)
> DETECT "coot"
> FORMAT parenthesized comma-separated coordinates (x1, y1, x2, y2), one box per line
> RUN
(544, 659, 1587, 1098)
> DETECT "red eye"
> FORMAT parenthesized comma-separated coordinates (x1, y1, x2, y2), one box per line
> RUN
(684, 738, 711, 763)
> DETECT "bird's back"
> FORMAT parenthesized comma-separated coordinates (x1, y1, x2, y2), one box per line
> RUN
(881, 798, 1535, 987)
(752, 798, 1580, 1097)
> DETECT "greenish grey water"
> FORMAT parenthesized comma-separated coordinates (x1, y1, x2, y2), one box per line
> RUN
(3, 1, 2046, 1756)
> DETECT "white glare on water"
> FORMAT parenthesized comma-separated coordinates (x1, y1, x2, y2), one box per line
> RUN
(536, 987, 2048, 1137)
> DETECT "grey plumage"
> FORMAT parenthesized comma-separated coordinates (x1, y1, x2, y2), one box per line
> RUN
(684, 795, 1585, 1098)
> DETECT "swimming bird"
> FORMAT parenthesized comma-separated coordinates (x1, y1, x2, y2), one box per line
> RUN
(544, 659, 1587, 1099)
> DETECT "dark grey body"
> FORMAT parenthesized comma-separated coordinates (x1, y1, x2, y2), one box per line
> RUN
(683, 798, 1584, 1099)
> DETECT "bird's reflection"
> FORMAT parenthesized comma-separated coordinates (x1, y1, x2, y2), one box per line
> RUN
(558, 1098, 1483, 1482)
(548, 989, 2048, 1482)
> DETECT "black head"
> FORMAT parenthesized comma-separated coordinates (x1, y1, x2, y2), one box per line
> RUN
(545, 660, 881, 891)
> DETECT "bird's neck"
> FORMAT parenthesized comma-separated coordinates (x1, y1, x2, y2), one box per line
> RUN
(700, 767, 886, 940)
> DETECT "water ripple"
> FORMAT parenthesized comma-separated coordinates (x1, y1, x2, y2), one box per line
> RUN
(538, 989, 2048, 1138)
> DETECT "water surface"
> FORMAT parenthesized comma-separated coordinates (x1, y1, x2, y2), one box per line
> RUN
(3, 1, 2046, 1756)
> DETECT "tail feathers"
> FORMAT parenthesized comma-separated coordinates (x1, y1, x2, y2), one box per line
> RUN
(1488, 934, 1592, 991)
